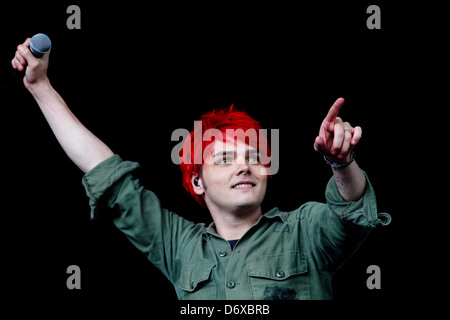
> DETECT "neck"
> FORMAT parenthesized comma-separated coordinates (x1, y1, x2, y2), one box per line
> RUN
(208, 206, 262, 240)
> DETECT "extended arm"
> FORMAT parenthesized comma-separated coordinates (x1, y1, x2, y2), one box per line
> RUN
(11, 38, 113, 173)
(314, 98, 366, 201)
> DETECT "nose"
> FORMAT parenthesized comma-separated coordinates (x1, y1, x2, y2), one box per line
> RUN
(235, 163, 250, 176)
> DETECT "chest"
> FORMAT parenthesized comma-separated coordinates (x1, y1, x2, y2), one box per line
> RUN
(174, 218, 326, 300)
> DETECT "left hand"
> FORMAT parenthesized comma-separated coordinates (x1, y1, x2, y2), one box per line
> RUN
(313, 98, 362, 163)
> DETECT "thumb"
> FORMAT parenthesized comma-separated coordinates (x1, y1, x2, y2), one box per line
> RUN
(313, 136, 326, 154)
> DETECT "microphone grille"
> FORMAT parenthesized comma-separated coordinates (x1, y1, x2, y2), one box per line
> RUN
(30, 33, 52, 55)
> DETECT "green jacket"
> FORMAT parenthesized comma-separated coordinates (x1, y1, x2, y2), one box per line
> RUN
(82, 154, 391, 300)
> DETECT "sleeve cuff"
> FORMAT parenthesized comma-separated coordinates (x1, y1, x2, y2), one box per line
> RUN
(325, 171, 391, 228)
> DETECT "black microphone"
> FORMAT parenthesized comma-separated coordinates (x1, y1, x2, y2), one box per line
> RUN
(30, 33, 52, 58)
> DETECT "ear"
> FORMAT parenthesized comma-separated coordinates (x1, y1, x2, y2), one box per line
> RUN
(191, 176, 205, 195)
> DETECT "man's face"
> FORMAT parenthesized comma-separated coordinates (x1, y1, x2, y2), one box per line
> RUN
(196, 134, 269, 214)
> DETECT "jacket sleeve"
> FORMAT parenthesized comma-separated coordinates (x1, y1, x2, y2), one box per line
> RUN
(81, 154, 205, 283)
(299, 171, 391, 272)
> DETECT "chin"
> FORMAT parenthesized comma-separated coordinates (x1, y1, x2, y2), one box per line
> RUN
(233, 198, 263, 211)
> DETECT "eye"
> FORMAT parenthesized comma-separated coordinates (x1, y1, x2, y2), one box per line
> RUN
(217, 157, 233, 165)
(248, 154, 260, 164)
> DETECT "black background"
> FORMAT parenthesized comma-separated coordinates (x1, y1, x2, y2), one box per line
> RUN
(0, 1, 437, 317)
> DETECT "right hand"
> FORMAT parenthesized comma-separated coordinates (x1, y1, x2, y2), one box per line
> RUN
(313, 98, 362, 163)
(11, 38, 50, 90)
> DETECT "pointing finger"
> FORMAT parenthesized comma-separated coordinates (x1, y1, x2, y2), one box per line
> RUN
(324, 97, 345, 123)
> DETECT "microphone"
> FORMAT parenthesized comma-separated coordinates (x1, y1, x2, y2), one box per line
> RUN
(30, 33, 52, 58)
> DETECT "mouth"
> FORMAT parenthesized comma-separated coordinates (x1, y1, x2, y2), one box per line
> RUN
(232, 181, 256, 189)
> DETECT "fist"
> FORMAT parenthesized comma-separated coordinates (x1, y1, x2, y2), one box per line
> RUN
(11, 38, 50, 90)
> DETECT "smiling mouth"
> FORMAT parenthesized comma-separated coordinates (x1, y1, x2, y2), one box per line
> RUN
(232, 183, 255, 189)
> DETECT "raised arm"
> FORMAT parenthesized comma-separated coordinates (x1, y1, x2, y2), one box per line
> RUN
(11, 38, 113, 173)
(313, 98, 366, 201)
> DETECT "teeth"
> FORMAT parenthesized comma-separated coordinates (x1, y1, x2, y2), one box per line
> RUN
(233, 184, 253, 189)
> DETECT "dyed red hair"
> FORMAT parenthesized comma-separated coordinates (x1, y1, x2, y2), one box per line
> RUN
(179, 106, 270, 207)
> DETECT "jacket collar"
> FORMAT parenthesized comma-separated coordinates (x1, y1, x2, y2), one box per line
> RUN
(263, 207, 286, 221)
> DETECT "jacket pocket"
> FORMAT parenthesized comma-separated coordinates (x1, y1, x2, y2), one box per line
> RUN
(177, 262, 216, 299)
(247, 251, 310, 300)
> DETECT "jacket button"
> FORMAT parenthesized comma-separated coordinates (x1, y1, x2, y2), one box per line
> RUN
(219, 251, 227, 257)
(276, 270, 285, 278)
(227, 281, 236, 289)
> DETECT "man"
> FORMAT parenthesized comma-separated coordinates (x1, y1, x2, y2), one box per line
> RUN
(12, 37, 390, 300)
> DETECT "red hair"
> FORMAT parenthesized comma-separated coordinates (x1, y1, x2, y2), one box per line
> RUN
(179, 106, 270, 206)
